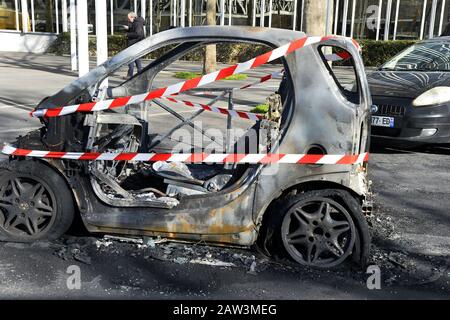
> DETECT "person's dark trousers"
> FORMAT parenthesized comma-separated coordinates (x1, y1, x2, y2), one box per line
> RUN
(127, 59, 143, 77)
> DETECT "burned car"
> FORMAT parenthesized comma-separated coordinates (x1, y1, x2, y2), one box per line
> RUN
(0, 27, 371, 268)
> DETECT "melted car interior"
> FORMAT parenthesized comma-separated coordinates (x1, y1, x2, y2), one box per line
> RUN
(82, 40, 293, 208)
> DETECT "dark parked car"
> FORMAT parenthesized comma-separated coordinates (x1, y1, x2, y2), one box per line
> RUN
(368, 36, 450, 145)
(0, 27, 371, 269)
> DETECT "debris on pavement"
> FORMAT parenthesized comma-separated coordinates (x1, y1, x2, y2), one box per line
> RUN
(248, 260, 258, 275)
(189, 258, 235, 267)
(103, 235, 143, 245)
(95, 239, 113, 249)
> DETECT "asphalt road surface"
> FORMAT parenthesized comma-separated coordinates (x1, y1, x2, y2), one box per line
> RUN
(0, 53, 448, 299)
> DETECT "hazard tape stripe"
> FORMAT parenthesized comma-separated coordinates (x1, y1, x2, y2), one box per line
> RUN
(1, 145, 369, 165)
(324, 51, 352, 62)
(31, 35, 358, 118)
(163, 97, 263, 121)
(238, 71, 284, 90)
(189, 70, 285, 95)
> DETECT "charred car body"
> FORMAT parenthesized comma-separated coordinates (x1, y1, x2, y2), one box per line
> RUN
(0, 27, 371, 268)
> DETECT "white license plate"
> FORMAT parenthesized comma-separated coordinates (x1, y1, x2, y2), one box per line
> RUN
(372, 116, 394, 128)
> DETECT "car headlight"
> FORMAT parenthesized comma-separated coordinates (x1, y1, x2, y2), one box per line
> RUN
(412, 87, 450, 107)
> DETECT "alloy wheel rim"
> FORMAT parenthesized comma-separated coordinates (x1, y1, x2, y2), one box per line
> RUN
(0, 175, 56, 238)
(281, 197, 356, 268)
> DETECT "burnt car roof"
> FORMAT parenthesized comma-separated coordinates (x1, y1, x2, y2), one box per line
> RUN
(38, 26, 357, 110)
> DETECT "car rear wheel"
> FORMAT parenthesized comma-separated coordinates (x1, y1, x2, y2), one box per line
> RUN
(0, 160, 74, 242)
(259, 189, 370, 269)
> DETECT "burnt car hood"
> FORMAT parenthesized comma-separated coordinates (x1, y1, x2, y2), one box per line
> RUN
(368, 70, 450, 99)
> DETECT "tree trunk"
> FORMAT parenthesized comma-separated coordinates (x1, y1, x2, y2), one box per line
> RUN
(203, 0, 217, 74)
(45, 0, 54, 33)
(303, 0, 328, 36)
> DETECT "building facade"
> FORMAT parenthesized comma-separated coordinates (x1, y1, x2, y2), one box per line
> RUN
(1, 0, 449, 52)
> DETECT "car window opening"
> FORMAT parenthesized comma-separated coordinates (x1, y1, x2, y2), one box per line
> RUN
(318, 45, 361, 105)
(85, 41, 292, 208)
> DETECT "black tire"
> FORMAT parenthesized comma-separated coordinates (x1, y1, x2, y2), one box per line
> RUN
(258, 189, 370, 269)
(0, 159, 74, 242)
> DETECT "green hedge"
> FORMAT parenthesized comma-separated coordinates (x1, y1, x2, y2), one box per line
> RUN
(48, 32, 270, 63)
(358, 39, 416, 67)
(47, 33, 417, 67)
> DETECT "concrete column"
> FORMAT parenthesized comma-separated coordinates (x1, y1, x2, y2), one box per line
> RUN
(189, 0, 192, 26)
(14, 0, 19, 31)
(110, 0, 114, 35)
(429, 0, 438, 38)
(31, 0, 36, 32)
(181, 0, 185, 27)
(260, 0, 265, 27)
(96, 0, 108, 87)
(438, 0, 446, 36)
(252, 0, 256, 27)
(62, 0, 68, 32)
(70, 0, 77, 71)
(173, 0, 177, 26)
(420, 0, 427, 40)
(77, 0, 89, 76)
(55, 0, 59, 33)
(229, 0, 233, 26)
(220, 0, 225, 25)
(141, 0, 146, 20)
(393, 0, 400, 40)
(20, 0, 29, 33)
(325, 0, 332, 35)
(334, 0, 339, 34)
(341, 0, 348, 36)
(149, 0, 153, 34)
(350, 0, 356, 37)
(375, 0, 382, 40)
(141, 0, 146, 34)
(384, 0, 392, 40)
(292, 0, 297, 30)
(300, 0, 305, 31)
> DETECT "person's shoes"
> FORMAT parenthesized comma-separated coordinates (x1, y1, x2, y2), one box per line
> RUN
(122, 75, 130, 80)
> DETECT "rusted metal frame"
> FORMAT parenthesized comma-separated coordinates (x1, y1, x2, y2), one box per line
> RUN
(226, 90, 234, 153)
(147, 105, 206, 150)
(148, 84, 237, 151)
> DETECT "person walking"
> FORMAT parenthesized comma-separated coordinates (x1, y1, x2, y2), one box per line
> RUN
(124, 12, 145, 78)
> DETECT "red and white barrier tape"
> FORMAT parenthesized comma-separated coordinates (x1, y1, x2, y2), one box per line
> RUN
(185, 71, 284, 96)
(1, 145, 368, 165)
(324, 51, 352, 62)
(163, 97, 264, 121)
(237, 71, 284, 90)
(31, 35, 358, 118)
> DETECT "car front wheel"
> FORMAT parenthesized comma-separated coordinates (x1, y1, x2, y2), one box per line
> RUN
(0, 160, 74, 242)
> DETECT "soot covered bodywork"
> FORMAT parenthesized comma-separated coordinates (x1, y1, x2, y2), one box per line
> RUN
(1, 27, 372, 268)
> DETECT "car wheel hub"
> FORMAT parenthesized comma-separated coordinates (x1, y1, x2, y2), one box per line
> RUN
(0, 176, 56, 237)
(281, 197, 356, 268)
